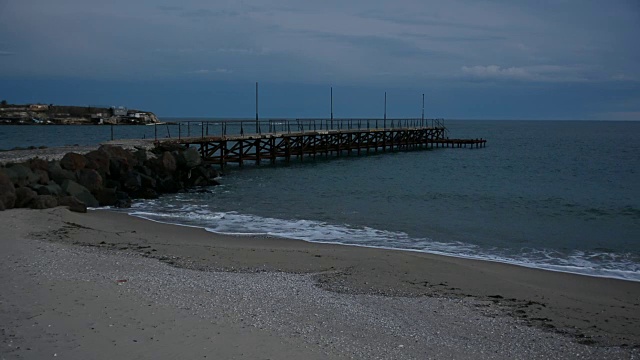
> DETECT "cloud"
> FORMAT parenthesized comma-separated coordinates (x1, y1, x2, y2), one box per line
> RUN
(153, 48, 207, 54)
(157, 5, 183, 12)
(0, 51, 15, 56)
(0, 0, 638, 87)
(461, 65, 589, 82)
(191, 68, 233, 75)
(157, 5, 234, 17)
(180, 9, 217, 18)
(217, 48, 265, 55)
(611, 74, 636, 82)
(461, 65, 530, 80)
(591, 111, 640, 121)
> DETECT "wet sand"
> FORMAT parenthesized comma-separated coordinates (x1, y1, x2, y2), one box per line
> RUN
(1, 207, 639, 359)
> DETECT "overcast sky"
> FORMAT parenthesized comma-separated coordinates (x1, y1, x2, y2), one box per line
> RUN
(1, 0, 638, 119)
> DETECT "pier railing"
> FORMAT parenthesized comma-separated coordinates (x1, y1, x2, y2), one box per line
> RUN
(150, 118, 447, 141)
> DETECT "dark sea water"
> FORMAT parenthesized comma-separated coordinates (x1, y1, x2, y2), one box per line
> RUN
(0, 125, 160, 150)
(3, 120, 639, 281)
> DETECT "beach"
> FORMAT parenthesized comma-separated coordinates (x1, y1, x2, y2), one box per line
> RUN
(1, 207, 639, 359)
(2, 0, 638, 356)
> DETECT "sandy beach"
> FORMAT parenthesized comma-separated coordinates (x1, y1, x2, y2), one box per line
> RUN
(0, 207, 638, 359)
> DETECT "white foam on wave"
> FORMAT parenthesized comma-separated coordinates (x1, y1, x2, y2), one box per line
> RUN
(126, 206, 640, 282)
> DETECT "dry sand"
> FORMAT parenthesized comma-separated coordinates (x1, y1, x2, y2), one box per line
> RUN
(1, 207, 639, 359)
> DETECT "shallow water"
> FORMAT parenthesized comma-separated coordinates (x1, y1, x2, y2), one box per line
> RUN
(4, 120, 640, 280)
(128, 120, 640, 281)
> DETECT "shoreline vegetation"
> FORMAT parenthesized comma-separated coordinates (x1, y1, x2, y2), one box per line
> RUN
(1, 143, 640, 357)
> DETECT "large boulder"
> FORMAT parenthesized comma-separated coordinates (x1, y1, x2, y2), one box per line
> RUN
(104, 179, 120, 190)
(157, 176, 181, 193)
(68, 202, 88, 213)
(34, 183, 64, 197)
(204, 165, 220, 180)
(30, 195, 58, 209)
(109, 157, 133, 180)
(122, 171, 141, 193)
(0, 164, 39, 187)
(159, 151, 177, 174)
(85, 149, 111, 178)
(60, 152, 87, 171)
(134, 164, 153, 177)
(0, 172, 16, 209)
(186, 165, 221, 187)
(99, 145, 136, 164)
(94, 188, 118, 206)
(134, 188, 159, 199)
(139, 173, 156, 189)
(28, 158, 49, 172)
(99, 145, 137, 178)
(33, 169, 50, 185)
(114, 191, 132, 208)
(133, 148, 157, 164)
(15, 187, 37, 208)
(58, 196, 87, 213)
(60, 179, 99, 207)
(176, 147, 202, 169)
(145, 151, 177, 176)
(76, 168, 103, 193)
(48, 161, 76, 184)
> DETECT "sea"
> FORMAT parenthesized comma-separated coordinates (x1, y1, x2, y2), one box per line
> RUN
(2, 120, 639, 281)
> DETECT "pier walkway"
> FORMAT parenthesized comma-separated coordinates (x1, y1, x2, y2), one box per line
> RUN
(153, 118, 486, 168)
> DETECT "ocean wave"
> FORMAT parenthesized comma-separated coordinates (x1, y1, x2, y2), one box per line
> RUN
(126, 206, 640, 282)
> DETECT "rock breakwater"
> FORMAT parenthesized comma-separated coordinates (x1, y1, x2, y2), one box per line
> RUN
(0, 144, 219, 212)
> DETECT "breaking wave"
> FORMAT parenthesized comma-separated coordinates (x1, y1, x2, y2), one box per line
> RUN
(125, 202, 640, 282)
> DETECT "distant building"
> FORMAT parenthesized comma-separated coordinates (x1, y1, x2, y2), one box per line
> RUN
(91, 113, 104, 124)
(111, 106, 127, 116)
(29, 104, 49, 111)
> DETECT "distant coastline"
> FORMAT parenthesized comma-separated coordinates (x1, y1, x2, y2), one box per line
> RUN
(0, 102, 160, 125)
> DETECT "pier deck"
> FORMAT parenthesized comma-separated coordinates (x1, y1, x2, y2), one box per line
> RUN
(154, 119, 486, 169)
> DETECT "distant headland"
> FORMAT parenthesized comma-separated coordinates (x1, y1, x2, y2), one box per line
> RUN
(0, 100, 160, 125)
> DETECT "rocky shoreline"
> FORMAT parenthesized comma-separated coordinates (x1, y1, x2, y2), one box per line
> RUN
(0, 144, 220, 212)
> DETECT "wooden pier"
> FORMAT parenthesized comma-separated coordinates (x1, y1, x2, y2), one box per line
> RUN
(155, 119, 486, 169)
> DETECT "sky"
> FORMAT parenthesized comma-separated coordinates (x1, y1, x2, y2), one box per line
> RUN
(0, 0, 639, 120)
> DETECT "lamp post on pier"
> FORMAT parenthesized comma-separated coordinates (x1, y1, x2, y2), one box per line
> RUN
(384, 91, 387, 129)
(330, 86, 333, 130)
(422, 93, 425, 127)
(253, 81, 260, 134)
